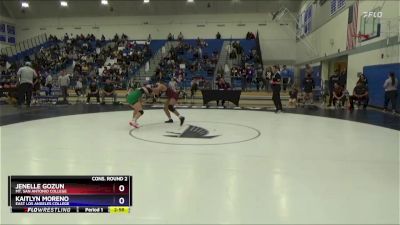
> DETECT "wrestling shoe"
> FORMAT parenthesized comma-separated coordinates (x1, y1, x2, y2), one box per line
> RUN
(179, 116, 185, 126)
(165, 119, 173, 123)
(129, 121, 140, 128)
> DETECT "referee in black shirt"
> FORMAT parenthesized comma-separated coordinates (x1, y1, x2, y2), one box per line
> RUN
(271, 65, 283, 113)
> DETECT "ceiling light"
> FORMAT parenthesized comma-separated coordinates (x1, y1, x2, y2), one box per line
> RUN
(187, 0, 194, 3)
(60, 1, 68, 7)
(21, 1, 29, 8)
(101, 0, 108, 5)
(143, 0, 150, 4)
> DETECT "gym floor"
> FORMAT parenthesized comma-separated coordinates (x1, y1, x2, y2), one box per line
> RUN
(1, 104, 399, 224)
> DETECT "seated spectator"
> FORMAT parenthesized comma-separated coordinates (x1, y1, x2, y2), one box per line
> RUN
(75, 78, 84, 97)
(349, 82, 369, 110)
(86, 81, 100, 104)
(82, 63, 90, 75)
(288, 87, 298, 108)
(101, 79, 117, 104)
(32, 74, 41, 102)
(216, 78, 231, 106)
(333, 83, 346, 108)
(229, 49, 237, 59)
(246, 66, 254, 88)
(45, 73, 53, 96)
(357, 72, 368, 87)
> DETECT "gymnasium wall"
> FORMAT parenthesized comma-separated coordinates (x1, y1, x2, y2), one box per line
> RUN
(347, 43, 400, 91)
(296, 0, 399, 64)
(296, 5, 349, 63)
(14, 13, 296, 63)
(363, 63, 400, 108)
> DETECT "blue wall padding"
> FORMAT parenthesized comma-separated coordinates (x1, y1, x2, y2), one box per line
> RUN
(363, 63, 400, 108)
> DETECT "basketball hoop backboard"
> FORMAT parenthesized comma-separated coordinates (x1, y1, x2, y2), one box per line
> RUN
(359, 7, 381, 42)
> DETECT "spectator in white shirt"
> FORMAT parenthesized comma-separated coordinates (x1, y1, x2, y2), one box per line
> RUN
(17, 62, 38, 107)
(75, 78, 83, 97)
(58, 70, 70, 103)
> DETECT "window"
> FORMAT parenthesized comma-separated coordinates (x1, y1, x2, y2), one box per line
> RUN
(0, 23, 5, 44)
(0, 23, 16, 45)
(296, 4, 313, 37)
(330, 0, 346, 15)
(330, 0, 336, 14)
(304, 5, 312, 35)
(337, 0, 345, 9)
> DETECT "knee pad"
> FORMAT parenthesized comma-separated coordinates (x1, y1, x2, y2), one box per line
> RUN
(139, 110, 144, 115)
(168, 105, 176, 112)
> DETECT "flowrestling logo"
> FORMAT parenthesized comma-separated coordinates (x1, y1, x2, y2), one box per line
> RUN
(129, 121, 260, 145)
(362, 11, 383, 18)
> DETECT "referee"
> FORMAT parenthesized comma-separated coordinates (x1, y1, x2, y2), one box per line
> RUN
(271, 65, 283, 113)
(17, 61, 37, 107)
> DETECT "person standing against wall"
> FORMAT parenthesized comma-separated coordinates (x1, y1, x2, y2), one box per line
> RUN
(338, 68, 347, 88)
(271, 65, 283, 113)
(17, 62, 37, 107)
(383, 72, 398, 114)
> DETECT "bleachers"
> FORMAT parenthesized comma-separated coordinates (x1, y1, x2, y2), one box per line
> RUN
(149, 40, 167, 54)
(33, 87, 62, 104)
(227, 39, 261, 90)
(239, 40, 257, 55)
(1, 36, 266, 106)
(179, 39, 223, 83)
(7, 40, 61, 64)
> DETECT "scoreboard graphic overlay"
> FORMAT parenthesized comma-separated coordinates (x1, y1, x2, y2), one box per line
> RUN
(8, 176, 132, 213)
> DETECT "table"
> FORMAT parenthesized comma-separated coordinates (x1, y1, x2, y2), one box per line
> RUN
(201, 90, 242, 106)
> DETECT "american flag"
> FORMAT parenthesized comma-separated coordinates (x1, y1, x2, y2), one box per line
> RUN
(346, 0, 359, 50)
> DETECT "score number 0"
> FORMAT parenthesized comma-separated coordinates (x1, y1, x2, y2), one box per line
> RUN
(118, 185, 125, 205)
